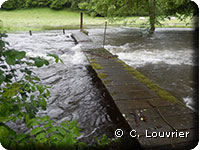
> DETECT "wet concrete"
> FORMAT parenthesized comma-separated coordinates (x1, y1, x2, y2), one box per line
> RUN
(72, 31, 198, 150)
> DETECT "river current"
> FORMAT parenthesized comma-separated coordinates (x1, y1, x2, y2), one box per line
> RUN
(87, 27, 198, 111)
(4, 27, 198, 143)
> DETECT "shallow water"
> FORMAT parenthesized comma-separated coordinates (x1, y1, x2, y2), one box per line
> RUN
(87, 27, 198, 111)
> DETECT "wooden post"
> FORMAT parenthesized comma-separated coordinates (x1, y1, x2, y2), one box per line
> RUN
(80, 12, 83, 30)
(63, 29, 65, 34)
(29, 30, 32, 36)
(103, 21, 107, 48)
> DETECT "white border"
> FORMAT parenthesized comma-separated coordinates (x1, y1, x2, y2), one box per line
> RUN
(0, 0, 199, 150)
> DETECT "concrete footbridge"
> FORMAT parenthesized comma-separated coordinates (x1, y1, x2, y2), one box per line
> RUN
(71, 31, 198, 150)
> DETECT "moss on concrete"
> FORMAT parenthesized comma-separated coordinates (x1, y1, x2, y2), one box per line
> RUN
(97, 73, 108, 79)
(81, 29, 89, 35)
(116, 58, 184, 105)
(89, 58, 96, 63)
(91, 62, 103, 70)
(89, 58, 103, 70)
(103, 80, 111, 85)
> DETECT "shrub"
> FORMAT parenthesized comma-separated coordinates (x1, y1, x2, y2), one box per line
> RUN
(1, 0, 16, 10)
(0, 30, 83, 149)
(25, 0, 50, 8)
(50, 0, 71, 10)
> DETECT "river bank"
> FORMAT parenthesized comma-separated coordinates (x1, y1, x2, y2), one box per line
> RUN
(0, 8, 194, 32)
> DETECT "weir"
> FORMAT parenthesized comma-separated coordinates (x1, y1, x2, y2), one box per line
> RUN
(72, 31, 198, 149)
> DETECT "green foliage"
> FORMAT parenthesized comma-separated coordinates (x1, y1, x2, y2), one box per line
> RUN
(159, 0, 198, 18)
(50, 0, 66, 10)
(49, 0, 72, 10)
(47, 53, 63, 63)
(1, 0, 81, 10)
(96, 134, 111, 146)
(0, 30, 86, 149)
(78, 0, 197, 32)
(1, 0, 26, 10)
(0, 118, 82, 149)
(1, 0, 87, 11)
(1, 0, 16, 10)
(25, 0, 51, 8)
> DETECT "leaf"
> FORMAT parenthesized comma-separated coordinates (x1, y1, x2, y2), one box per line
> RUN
(15, 51, 26, 60)
(49, 134, 63, 141)
(45, 89, 50, 97)
(35, 132, 46, 141)
(78, 142, 87, 150)
(70, 127, 81, 137)
(38, 98, 47, 110)
(30, 57, 49, 68)
(34, 58, 44, 67)
(30, 127, 43, 136)
(31, 99, 37, 108)
(30, 95, 35, 101)
(60, 122, 69, 131)
(37, 58, 49, 67)
(31, 86, 36, 92)
(47, 53, 63, 63)
(0, 74, 5, 85)
(40, 116, 50, 123)
(61, 134, 76, 146)
(0, 116, 10, 122)
(27, 118, 40, 128)
(56, 127, 66, 136)
(40, 138, 48, 143)
(47, 53, 58, 63)
(44, 123, 52, 129)
(0, 70, 3, 75)
(14, 134, 28, 142)
(6, 56, 16, 65)
(48, 127, 57, 133)
(0, 126, 9, 140)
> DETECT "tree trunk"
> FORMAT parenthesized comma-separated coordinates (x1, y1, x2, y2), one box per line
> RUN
(149, 0, 156, 32)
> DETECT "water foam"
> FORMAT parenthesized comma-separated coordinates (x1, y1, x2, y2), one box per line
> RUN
(105, 45, 194, 68)
(183, 97, 195, 112)
(5, 32, 88, 65)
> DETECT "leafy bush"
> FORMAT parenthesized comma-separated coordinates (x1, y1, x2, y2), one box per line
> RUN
(78, 2, 89, 11)
(0, 31, 84, 149)
(25, 0, 50, 8)
(0, 118, 83, 150)
(50, 0, 71, 10)
(1, 0, 16, 10)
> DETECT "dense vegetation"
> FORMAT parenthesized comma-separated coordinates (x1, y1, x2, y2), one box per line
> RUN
(0, 28, 88, 149)
(1, 0, 83, 10)
(2, 0, 198, 16)
(1, 0, 198, 32)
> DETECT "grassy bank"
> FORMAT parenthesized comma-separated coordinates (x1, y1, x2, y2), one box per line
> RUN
(0, 8, 194, 32)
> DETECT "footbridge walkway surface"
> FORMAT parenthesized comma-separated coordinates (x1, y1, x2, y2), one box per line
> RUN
(71, 31, 198, 150)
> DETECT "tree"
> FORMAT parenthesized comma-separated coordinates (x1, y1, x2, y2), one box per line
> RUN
(79, 0, 198, 32)
(148, 0, 156, 32)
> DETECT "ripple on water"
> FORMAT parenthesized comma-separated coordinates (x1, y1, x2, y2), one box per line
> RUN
(4, 30, 128, 144)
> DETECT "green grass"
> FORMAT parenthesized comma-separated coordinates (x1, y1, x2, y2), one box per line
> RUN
(0, 8, 194, 32)
(0, 8, 106, 32)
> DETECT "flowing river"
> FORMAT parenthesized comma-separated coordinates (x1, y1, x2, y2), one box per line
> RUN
(4, 30, 128, 144)
(4, 27, 198, 144)
(87, 27, 198, 112)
